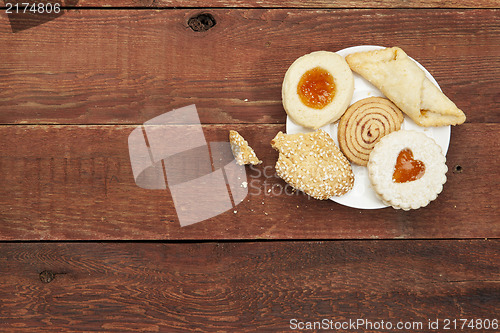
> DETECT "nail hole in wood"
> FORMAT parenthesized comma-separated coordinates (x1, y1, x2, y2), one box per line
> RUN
(188, 13, 216, 32)
(453, 165, 463, 174)
(39, 270, 55, 283)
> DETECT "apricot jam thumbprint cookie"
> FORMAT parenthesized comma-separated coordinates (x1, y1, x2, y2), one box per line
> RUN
(282, 51, 354, 130)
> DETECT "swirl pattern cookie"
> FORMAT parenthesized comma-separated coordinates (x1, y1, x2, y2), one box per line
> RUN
(338, 97, 404, 166)
(368, 130, 447, 210)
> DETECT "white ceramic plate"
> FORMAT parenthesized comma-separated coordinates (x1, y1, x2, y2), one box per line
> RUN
(286, 45, 451, 209)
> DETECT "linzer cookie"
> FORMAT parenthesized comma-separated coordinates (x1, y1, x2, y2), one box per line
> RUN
(338, 97, 404, 166)
(368, 130, 447, 210)
(271, 130, 354, 200)
(345, 47, 466, 127)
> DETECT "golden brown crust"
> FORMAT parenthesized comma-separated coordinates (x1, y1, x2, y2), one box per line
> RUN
(229, 130, 262, 165)
(270, 130, 354, 200)
(338, 97, 404, 166)
(345, 47, 466, 127)
(282, 51, 354, 129)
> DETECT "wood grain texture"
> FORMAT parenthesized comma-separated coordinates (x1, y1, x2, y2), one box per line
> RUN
(3, 0, 499, 9)
(1, 9, 498, 124)
(1, 4, 497, 332)
(1, 123, 498, 240)
(0, 240, 498, 331)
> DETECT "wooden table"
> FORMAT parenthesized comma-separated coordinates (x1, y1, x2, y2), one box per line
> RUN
(1, 0, 498, 331)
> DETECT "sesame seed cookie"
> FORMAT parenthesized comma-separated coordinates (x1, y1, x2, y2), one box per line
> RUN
(271, 129, 354, 200)
(229, 130, 262, 165)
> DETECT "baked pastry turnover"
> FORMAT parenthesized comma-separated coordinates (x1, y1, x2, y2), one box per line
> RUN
(345, 47, 466, 127)
(338, 97, 404, 166)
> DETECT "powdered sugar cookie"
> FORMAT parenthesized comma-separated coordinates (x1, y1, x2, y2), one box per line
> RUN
(368, 130, 447, 210)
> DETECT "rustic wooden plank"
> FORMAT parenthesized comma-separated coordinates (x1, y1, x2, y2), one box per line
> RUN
(1, 9, 498, 124)
(0, 123, 498, 240)
(3, 0, 499, 9)
(0, 240, 498, 331)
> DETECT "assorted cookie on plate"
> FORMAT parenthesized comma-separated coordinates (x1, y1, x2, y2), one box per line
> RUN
(368, 130, 447, 210)
(271, 130, 354, 200)
(229, 46, 464, 208)
(345, 46, 466, 127)
(282, 51, 354, 130)
(337, 96, 404, 166)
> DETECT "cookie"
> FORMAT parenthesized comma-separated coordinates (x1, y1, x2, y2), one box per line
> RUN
(346, 47, 466, 127)
(229, 130, 262, 165)
(368, 130, 447, 210)
(338, 97, 404, 166)
(271, 130, 354, 200)
(282, 51, 354, 129)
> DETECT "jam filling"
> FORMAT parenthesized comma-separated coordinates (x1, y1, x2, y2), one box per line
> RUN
(392, 148, 425, 183)
(297, 67, 335, 109)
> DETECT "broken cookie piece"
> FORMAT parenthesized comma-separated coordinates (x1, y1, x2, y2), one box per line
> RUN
(229, 130, 262, 165)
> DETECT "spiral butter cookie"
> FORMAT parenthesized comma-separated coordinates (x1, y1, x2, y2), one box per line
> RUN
(271, 130, 354, 200)
(368, 130, 447, 210)
(338, 97, 404, 166)
(282, 51, 354, 129)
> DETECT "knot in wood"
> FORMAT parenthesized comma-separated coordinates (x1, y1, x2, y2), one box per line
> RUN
(39, 270, 55, 283)
(453, 165, 463, 174)
(188, 13, 216, 32)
